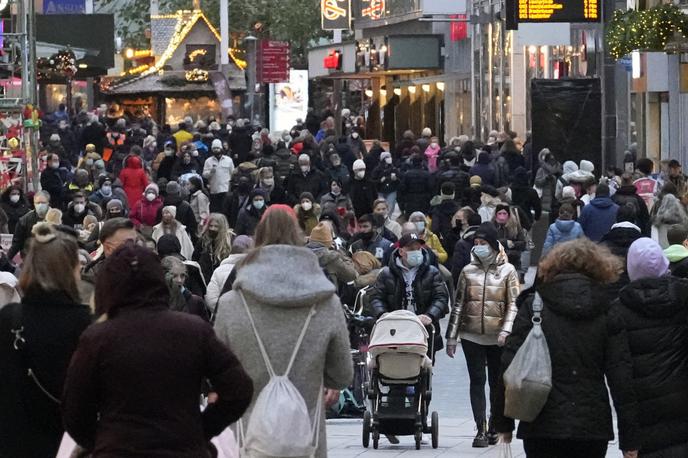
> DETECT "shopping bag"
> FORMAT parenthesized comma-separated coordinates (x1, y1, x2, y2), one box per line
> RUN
(211, 427, 240, 458)
(55, 433, 90, 458)
(500, 442, 514, 458)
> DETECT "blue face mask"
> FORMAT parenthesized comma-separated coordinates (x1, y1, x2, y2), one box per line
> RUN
(253, 200, 265, 210)
(473, 244, 493, 260)
(406, 250, 424, 267)
(415, 221, 426, 232)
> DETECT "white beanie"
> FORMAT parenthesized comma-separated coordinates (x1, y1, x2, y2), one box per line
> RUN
(211, 139, 222, 149)
(162, 205, 177, 218)
(580, 160, 595, 173)
(50, 133, 60, 142)
(562, 186, 576, 199)
(422, 127, 432, 137)
(353, 159, 366, 171)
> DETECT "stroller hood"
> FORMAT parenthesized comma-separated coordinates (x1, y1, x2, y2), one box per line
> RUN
(368, 310, 429, 358)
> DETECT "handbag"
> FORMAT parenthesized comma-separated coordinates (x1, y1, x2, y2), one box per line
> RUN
(503, 292, 552, 422)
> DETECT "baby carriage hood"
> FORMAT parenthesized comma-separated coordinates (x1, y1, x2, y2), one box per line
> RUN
(368, 310, 429, 358)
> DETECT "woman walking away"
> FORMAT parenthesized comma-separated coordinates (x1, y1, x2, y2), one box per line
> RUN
(214, 206, 353, 458)
(446, 222, 520, 448)
(0, 223, 91, 458)
(615, 238, 688, 458)
(63, 244, 253, 457)
(494, 238, 640, 458)
(193, 213, 233, 281)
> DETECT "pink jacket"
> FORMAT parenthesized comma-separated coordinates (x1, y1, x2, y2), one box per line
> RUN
(425, 145, 441, 173)
(130, 196, 162, 227)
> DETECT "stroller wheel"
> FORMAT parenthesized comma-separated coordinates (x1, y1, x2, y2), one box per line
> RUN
(414, 430, 422, 450)
(362, 411, 371, 448)
(372, 430, 379, 449)
(431, 411, 439, 449)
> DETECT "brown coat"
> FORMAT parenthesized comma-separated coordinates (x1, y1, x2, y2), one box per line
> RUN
(446, 246, 519, 339)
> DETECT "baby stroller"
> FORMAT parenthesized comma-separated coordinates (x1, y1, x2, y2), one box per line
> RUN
(363, 310, 439, 450)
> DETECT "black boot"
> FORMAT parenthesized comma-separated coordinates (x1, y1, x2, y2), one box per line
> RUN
(487, 418, 498, 445)
(472, 421, 489, 448)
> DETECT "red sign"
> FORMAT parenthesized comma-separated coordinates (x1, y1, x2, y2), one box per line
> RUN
(323, 50, 342, 69)
(257, 40, 290, 84)
(450, 14, 468, 41)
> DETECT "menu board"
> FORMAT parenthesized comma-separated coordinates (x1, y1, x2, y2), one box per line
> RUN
(517, 0, 599, 23)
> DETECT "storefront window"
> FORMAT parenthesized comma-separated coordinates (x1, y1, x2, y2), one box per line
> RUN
(44, 81, 89, 113)
(164, 96, 220, 124)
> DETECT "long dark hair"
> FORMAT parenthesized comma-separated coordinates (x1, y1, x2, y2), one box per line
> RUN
(19, 223, 80, 302)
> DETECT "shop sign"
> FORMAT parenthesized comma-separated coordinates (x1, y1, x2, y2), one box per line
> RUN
(360, 0, 386, 19)
(269, 69, 309, 133)
(450, 14, 468, 41)
(43, 0, 85, 14)
(321, 0, 352, 30)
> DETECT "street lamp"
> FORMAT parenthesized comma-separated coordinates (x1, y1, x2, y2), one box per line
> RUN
(244, 34, 258, 123)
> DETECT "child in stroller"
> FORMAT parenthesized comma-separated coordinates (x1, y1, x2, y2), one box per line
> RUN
(363, 310, 439, 450)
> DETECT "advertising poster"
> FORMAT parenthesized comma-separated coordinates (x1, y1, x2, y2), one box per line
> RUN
(269, 69, 309, 133)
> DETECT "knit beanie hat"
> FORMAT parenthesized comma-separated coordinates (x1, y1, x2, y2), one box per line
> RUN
(470, 176, 482, 188)
(627, 238, 669, 281)
(353, 159, 366, 171)
(310, 222, 334, 246)
(232, 235, 254, 253)
(300, 192, 314, 203)
(580, 160, 595, 173)
(145, 183, 159, 196)
(562, 186, 576, 199)
(380, 151, 392, 162)
(162, 205, 177, 218)
(106, 199, 123, 212)
(211, 139, 223, 149)
(473, 223, 499, 252)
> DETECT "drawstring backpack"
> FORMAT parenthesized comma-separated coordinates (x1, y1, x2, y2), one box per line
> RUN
(238, 290, 323, 457)
(503, 292, 552, 422)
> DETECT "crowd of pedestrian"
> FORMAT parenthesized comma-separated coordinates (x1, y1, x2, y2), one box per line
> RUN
(0, 104, 687, 458)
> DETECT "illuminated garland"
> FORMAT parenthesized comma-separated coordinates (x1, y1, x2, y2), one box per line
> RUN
(606, 5, 688, 59)
(36, 48, 78, 80)
(185, 68, 209, 82)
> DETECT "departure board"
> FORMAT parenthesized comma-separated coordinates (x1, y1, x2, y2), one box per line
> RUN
(517, 0, 600, 22)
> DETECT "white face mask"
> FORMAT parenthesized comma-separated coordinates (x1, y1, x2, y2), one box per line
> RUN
(385, 157, 393, 165)
(9, 195, 20, 204)
(352, 132, 359, 139)
(300, 165, 310, 174)
(262, 178, 275, 187)
(146, 192, 157, 202)
(191, 150, 199, 157)
(35, 203, 49, 218)
(302, 201, 313, 211)
(431, 142, 438, 148)
(74, 203, 86, 214)
(355, 170, 365, 179)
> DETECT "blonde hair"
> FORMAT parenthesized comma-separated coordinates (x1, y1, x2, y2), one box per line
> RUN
(199, 213, 232, 264)
(45, 208, 62, 225)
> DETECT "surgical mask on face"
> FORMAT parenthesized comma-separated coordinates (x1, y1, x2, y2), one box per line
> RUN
(50, 161, 60, 169)
(473, 244, 493, 260)
(253, 199, 265, 210)
(431, 142, 438, 148)
(355, 170, 365, 179)
(35, 203, 49, 218)
(101, 185, 112, 196)
(74, 203, 85, 214)
(415, 221, 425, 232)
(406, 250, 424, 267)
(385, 157, 393, 165)
(352, 132, 359, 139)
(9, 195, 19, 204)
(262, 178, 275, 187)
(331, 185, 341, 196)
(191, 150, 199, 157)
(301, 201, 313, 211)
(165, 149, 174, 157)
(300, 165, 310, 174)
(146, 192, 156, 202)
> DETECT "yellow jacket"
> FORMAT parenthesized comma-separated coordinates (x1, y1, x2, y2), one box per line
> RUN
(424, 229, 447, 264)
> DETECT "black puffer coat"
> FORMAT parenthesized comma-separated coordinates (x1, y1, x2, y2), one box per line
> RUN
(368, 250, 450, 351)
(398, 167, 433, 215)
(494, 274, 640, 452)
(350, 177, 378, 218)
(614, 276, 688, 454)
(600, 224, 643, 298)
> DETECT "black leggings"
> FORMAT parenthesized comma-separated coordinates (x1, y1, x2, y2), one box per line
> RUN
(523, 438, 608, 458)
(461, 339, 502, 425)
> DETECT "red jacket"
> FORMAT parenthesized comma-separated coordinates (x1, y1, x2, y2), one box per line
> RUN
(119, 156, 148, 207)
(130, 196, 163, 227)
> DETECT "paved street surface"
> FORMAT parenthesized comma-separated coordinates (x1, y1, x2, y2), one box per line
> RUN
(327, 266, 622, 457)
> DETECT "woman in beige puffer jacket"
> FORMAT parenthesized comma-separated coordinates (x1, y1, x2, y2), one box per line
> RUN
(445, 222, 520, 448)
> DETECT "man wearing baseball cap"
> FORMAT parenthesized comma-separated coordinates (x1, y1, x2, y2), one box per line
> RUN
(369, 232, 449, 356)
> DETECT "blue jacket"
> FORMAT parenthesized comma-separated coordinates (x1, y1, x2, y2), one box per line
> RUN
(579, 197, 619, 242)
(543, 219, 584, 255)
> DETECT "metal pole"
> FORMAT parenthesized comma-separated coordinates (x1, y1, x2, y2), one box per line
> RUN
(220, 0, 229, 66)
(245, 36, 257, 123)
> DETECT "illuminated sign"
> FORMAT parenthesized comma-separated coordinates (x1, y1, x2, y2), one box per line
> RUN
(360, 0, 386, 19)
(321, 0, 352, 30)
(517, 0, 600, 22)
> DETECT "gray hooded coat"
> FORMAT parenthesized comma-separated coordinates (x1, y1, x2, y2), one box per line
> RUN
(213, 245, 353, 457)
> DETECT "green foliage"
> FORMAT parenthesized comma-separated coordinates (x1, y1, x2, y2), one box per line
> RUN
(97, 0, 325, 67)
(606, 4, 688, 59)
